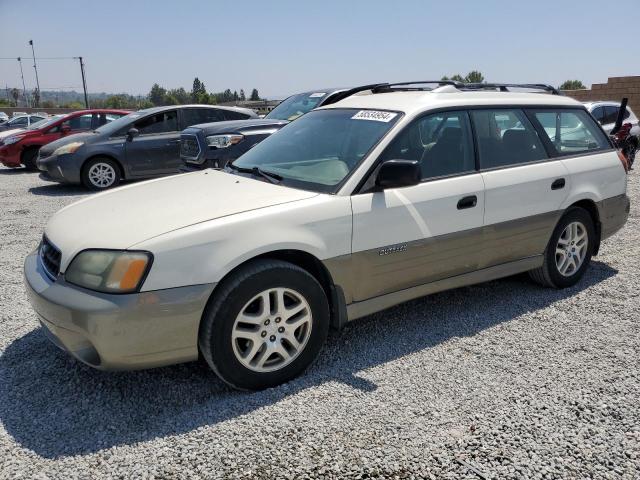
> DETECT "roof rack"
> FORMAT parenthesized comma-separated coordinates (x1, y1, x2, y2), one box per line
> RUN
(371, 80, 462, 93)
(458, 83, 561, 95)
(322, 83, 390, 106)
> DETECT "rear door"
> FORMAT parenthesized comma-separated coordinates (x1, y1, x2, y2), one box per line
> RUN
(471, 108, 568, 269)
(351, 110, 485, 302)
(125, 110, 180, 176)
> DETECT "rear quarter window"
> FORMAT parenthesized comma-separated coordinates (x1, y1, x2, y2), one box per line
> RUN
(529, 109, 610, 156)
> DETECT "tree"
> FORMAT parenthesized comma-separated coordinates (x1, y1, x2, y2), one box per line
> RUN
(465, 70, 484, 83)
(233, 90, 239, 101)
(250, 88, 260, 101)
(239, 89, 246, 101)
(560, 80, 586, 91)
(10, 88, 20, 106)
(32, 88, 41, 107)
(168, 87, 190, 104)
(191, 77, 206, 102)
(149, 83, 167, 106)
(450, 74, 466, 82)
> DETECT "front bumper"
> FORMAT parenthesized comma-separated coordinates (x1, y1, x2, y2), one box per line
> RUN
(0, 144, 21, 167)
(24, 250, 216, 370)
(36, 151, 82, 183)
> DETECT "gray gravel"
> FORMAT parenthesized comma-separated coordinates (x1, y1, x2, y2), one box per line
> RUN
(0, 167, 639, 479)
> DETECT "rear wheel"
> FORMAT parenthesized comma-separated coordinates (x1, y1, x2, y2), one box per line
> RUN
(81, 157, 121, 190)
(21, 147, 39, 171)
(198, 259, 329, 390)
(529, 207, 595, 288)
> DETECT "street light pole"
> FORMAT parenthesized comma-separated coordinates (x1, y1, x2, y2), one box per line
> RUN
(28, 40, 41, 107)
(17, 57, 29, 108)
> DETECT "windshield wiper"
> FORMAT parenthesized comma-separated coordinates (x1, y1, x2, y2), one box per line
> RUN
(228, 163, 282, 184)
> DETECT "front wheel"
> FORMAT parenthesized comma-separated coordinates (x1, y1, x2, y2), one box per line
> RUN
(529, 207, 595, 288)
(198, 260, 329, 390)
(81, 157, 121, 190)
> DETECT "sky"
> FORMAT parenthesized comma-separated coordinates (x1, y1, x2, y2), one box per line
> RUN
(1, 0, 639, 99)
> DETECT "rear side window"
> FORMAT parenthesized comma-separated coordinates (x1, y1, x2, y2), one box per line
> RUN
(603, 105, 630, 124)
(181, 108, 224, 128)
(135, 111, 178, 134)
(531, 109, 610, 155)
(380, 110, 474, 180)
(470, 109, 547, 169)
(223, 110, 252, 121)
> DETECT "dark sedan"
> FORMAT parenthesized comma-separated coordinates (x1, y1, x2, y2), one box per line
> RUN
(180, 88, 350, 171)
(37, 104, 257, 190)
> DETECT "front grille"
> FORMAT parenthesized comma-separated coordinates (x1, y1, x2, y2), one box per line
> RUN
(39, 236, 61, 280)
(180, 135, 201, 162)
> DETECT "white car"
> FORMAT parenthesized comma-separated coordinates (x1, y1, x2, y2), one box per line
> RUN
(585, 101, 640, 136)
(0, 112, 9, 123)
(25, 82, 630, 390)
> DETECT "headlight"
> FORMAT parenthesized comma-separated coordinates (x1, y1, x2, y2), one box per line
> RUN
(206, 134, 243, 148)
(3, 135, 24, 146)
(52, 141, 84, 156)
(65, 250, 152, 293)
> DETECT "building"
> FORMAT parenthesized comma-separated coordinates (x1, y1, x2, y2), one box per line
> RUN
(563, 76, 640, 116)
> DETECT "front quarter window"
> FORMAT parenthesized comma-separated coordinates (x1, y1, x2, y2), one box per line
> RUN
(232, 108, 400, 192)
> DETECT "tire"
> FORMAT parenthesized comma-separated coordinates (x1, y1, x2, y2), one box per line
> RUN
(21, 147, 39, 171)
(81, 157, 121, 190)
(198, 259, 330, 391)
(529, 207, 595, 288)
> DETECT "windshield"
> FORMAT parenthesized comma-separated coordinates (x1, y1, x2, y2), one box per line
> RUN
(265, 92, 329, 121)
(28, 115, 66, 130)
(95, 111, 143, 135)
(232, 108, 401, 193)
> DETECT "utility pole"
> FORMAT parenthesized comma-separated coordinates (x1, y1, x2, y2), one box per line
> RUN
(28, 40, 41, 107)
(77, 56, 89, 108)
(17, 57, 29, 108)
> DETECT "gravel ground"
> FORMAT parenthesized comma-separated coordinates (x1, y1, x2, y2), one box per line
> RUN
(0, 167, 638, 480)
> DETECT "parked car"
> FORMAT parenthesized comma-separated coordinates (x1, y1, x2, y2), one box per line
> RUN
(37, 104, 257, 190)
(0, 110, 129, 170)
(180, 88, 351, 171)
(0, 112, 9, 123)
(585, 101, 639, 164)
(24, 81, 629, 390)
(0, 114, 47, 132)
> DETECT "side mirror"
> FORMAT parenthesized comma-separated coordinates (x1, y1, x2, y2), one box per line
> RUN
(126, 127, 139, 141)
(375, 160, 421, 190)
(60, 124, 71, 135)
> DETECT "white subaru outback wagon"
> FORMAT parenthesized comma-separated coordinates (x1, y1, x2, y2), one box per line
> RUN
(25, 81, 630, 390)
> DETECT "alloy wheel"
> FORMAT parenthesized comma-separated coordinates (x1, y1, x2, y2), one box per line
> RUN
(231, 287, 313, 372)
(555, 221, 588, 277)
(88, 162, 116, 188)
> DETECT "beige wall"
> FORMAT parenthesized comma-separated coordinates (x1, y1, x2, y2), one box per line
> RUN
(563, 76, 640, 116)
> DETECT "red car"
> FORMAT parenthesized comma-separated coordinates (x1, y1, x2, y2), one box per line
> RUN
(0, 109, 130, 170)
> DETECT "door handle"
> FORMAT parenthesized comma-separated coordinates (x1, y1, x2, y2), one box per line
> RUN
(166, 139, 181, 145)
(457, 195, 478, 210)
(551, 178, 565, 190)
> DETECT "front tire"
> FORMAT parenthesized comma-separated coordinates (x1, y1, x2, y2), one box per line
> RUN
(529, 207, 595, 288)
(198, 259, 330, 391)
(81, 157, 121, 190)
(21, 147, 39, 171)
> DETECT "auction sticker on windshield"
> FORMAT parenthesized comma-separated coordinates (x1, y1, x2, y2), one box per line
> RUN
(351, 110, 398, 122)
(309, 92, 326, 98)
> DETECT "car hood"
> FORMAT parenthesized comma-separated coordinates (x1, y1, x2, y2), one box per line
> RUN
(0, 128, 26, 140)
(39, 132, 96, 156)
(188, 118, 289, 136)
(45, 169, 318, 270)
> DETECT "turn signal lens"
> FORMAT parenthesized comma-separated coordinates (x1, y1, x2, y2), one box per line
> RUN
(66, 250, 152, 293)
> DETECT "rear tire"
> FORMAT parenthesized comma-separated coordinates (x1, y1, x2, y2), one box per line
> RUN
(198, 259, 330, 391)
(529, 207, 595, 288)
(21, 147, 39, 171)
(81, 157, 121, 190)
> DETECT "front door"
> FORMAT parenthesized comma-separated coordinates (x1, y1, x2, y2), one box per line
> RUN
(125, 110, 180, 176)
(350, 110, 484, 302)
